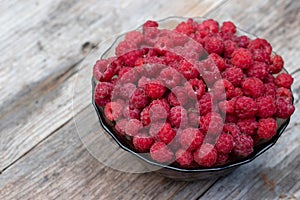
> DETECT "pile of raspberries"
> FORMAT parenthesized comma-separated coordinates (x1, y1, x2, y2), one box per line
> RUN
(93, 18, 294, 168)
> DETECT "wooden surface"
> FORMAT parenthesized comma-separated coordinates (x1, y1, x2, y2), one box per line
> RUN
(0, 0, 300, 199)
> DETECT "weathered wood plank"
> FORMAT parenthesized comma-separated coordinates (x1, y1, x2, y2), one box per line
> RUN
(0, 0, 225, 171)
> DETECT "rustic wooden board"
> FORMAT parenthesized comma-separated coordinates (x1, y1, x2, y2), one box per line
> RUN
(1, 0, 300, 199)
(0, 0, 226, 172)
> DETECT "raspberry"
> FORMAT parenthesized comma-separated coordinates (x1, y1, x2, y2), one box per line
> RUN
(233, 134, 254, 157)
(216, 153, 229, 166)
(231, 48, 253, 69)
(94, 82, 114, 106)
(197, 59, 221, 85)
(237, 118, 258, 136)
(150, 142, 174, 163)
(225, 114, 238, 123)
(257, 118, 277, 139)
(248, 38, 272, 60)
(180, 128, 204, 151)
(145, 80, 166, 99)
(169, 106, 188, 128)
(178, 60, 200, 80)
(221, 21, 236, 34)
(193, 143, 217, 167)
(159, 67, 182, 88)
(168, 86, 188, 107)
(186, 79, 206, 100)
(140, 106, 151, 126)
(209, 53, 226, 71)
(197, 93, 213, 116)
(232, 87, 243, 98)
(175, 149, 194, 167)
(125, 119, 143, 136)
(265, 82, 277, 97)
(123, 105, 140, 120)
(246, 62, 269, 80)
(235, 96, 258, 118)
(256, 96, 276, 118)
(276, 87, 293, 102)
(93, 59, 109, 81)
(218, 98, 236, 114)
(143, 20, 159, 29)
(200, 112, 223, 136)
(188, 111, 200, 127)
(276, 98, 295, 118)
(242, 77, 265, 98)
(149, 122, 176, 144)
(104, 102, 123, 121)
(223, 40, 237, 58)
(115, 119, 127, 135)
(212, 79, 234, 100)
(115, 40, 137, 56)
(270, 54, 284, 74)
(133, 134, 154, 152)
(124, 31, 144, 47)
(275, 73, 294, 89)
(149, 99, 170, 122)
(222, 67, 244, 86)
(175, 19, 195, 35)
(263, 74, 276, 83)
(120, 49, 146, 67)
(137, 76, 151, 89)
(215, 133, 234, 154)
(129, 88, 150, 109)
(222, 123, 241, 138)
(204, 36, 224, 55)
(202, 19, 219, 33)
(237, 35, 250, 48)
(170, 31, 188, 46)
(113, 82, 136, 99)
(118, 67, 139, 83)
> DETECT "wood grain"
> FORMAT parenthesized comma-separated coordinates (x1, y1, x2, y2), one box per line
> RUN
(1, 0, 300, 199)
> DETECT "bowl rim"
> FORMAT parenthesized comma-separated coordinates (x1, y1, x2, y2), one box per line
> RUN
(92, 16, 292, 173)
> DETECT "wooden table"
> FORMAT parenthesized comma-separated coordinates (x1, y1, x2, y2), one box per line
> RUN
(1, 0, 300, 199)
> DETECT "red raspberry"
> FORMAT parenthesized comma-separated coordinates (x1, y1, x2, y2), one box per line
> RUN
(150, 142, 174, 163)
(118, 67, 139, 83)
(209, 53, 226, 71)
(237, 118, 258, 136)
(231, 48, 253, 69)
(93, 59, 109, 81)
(212, 79, 234, 100)
(154, 36, 174, 50)
(170, 31, 188, 46)
(197, 93, 213, 116)
(149, 122, 176, 144)
(216, 153, 229, 166)
(225, 114, 238, 123)
(200, 112, 223, 136)
(237, 35, 250, 48)
(276, 98, 295, 119)
(246, 62, 269, 80)
(168, 86, 188, 107)
(135, 58, 165, 77)
(169, 106, 188, 128)
(248, 38, 272, 59)
(137, 76, 151, 89)
(222, 67, 244, 86)
(159, 67, 182, 88)
(180, 128, 204, 151)
(276, 87, 293, 102)
(113, 82, 136, 99)
(100, 60, 120, 82)
(256, 96, 276, 118)
(193, 143, 217, 167)
(129, 88, 150, 109)
(175, 149, 194, 167)
(140, 106, 151, 126)
(275, 73, 293, 89)
(221, 21, 236, 34)
(188, 111, 200, 127)
(123, 105, 140, 120)
(242, 77, 265, 98)
(115, 40, 137, 56)
(143, 20, 159, 30)
(235, 96, 258, 118)
(218, 98, 236, 114)
(232, 87, 243, 98)
(265, 82, 277, 97)
(124, 31, 144, 47)
(222, 123, 241, 138)
(178, 60, 200, 80)
(115, 119, 127, 135)
(145, 80, 166, 99)
(215, 133, 234, 154)
(257, 118, 277, 139)
(233, 134, 254, 157)
(263, 74, 276, 83)
(186, 79, 206, 100)
(270, 54, 284, 74)
(202, 19, 219, 33)
(175, 19, 195, 35)
(133, 134, 154, 152)
(197, 59, 221, 85)
(120, 49, 146, 67)
(148, 99, 170, 122)
(223, 40, 237, 58)
(94, 82, 114, 106)
(125, 119, 143, 136)
(204, 36, 224, 55)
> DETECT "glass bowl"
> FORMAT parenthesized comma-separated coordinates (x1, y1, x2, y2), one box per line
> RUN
(91, 16, 292, 181)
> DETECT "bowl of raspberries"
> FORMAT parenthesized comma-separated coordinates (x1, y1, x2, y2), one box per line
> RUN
(92, 17, 295, 181)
